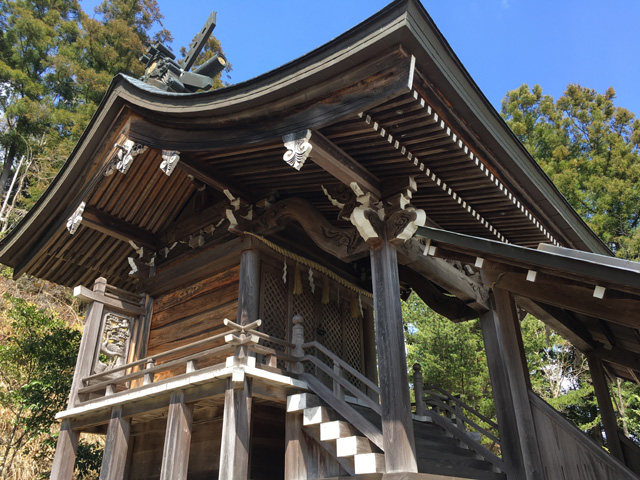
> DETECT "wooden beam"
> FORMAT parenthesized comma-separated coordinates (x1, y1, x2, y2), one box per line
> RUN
(369, 236, 418, 473)
(490, 271, 640, 328)
(308, 130, 381, 198)
(490, 288, 544, 480)
(49, 419, 79, 480)
(99, 406, 131, 480)
(160, 199, 228, 245)
(399, 265, 478, 322)
(514, 296, 597, 352)
(159, 391, 194, 480)
(219, 376, 253, 479)
(284, 412, 312, 480)
(81, 206, 157, 250)
(594, 347, 640, 373)
(398, 239, 490, 311)
(587, 354, 625, 462)
(73, 285, 145, 316)
(177, 155, 244, 200)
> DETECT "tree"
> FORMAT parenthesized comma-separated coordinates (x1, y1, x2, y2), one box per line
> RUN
(0, 296, 81, 478)
(403, 293, 493, 418)
(501, 84, 640, 259)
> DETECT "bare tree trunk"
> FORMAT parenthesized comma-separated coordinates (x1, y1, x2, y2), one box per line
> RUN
(615, 378, 629, 437)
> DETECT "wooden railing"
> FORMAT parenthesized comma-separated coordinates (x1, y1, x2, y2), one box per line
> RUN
(412, 364, 505, 473)
(78, 318, 297, 404)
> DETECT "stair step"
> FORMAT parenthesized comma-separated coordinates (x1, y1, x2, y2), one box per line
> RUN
(336, 436, 374, 457)
(417, 461, 506, 480)
(287, 393, 323, 412)
(415, 441, 480, 458)
(320, 420, 358, 441)
(354, 453, 385, 474)
(303, 406, 338, 426)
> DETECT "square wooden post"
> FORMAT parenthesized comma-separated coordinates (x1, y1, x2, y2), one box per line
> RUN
(285, 412, 313, 480)
(49, 420, 78, 480)
(369, 238, 418, 473)
(490, 288, 544, 480)
(219, 376, 253, 479)
(50, 277, 107, 480)
(99, 406, 131, 480)
(587, 353, 625, 462)
(480, 308, 526, 479)
(160, 390, 194, 480)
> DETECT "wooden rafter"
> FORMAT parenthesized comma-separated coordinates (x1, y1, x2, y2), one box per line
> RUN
(81, 206, 157, 250)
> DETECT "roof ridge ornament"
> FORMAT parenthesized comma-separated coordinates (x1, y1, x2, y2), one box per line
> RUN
(282, 130, 313, 171)
(138, 11, 226, 93)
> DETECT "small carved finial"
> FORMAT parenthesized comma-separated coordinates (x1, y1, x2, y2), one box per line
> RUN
(413, 363, 422, 372)
(292, 314, 304, 325)
(66, 202, 86, 234)
(160, 150, 180, 176)
(283, 130, 312, 171)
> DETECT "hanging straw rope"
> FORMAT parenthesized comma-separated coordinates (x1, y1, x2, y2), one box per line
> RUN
(243, 231, 373, 298)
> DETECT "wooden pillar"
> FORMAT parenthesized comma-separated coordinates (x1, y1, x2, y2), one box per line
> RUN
(369, 238, 418, 473)
(99, 406, 131, 480)
(160, 391, 194, 480)
(219, 376, 253, 479)
(237, 248, 260, 326)
(362, 306, 379, 401)
(285, 412, 312, 480)
(490, 288, 544, 480)
(49, 420, 78, 480)
(480, 308, 526, 480)
(587, 353, 624, 462)
(51, 278, 107, 480)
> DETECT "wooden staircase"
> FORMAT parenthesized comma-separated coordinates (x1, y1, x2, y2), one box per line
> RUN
(287, 393, 386, 475)
(287, 393, 505, 479)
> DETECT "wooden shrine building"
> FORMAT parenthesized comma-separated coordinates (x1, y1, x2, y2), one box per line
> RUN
(1, 1, 640, 478)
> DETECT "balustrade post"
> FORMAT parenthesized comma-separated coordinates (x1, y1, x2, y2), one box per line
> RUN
(143, 359, 155, 385)
(333, 361, 344, 400)
(292, 315, 305, 374)
(413, 364, 427, 417)
(454, 395, 465, 431)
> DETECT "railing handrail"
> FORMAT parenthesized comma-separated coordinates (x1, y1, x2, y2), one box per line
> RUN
(302, 340, 380, 395)
(83, 329, 232, 383)
(252, 330, 294, 348)
(424, 384, 499, 430)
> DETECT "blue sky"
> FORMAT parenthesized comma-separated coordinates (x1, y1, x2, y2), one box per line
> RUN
(83, 0, 640, 116)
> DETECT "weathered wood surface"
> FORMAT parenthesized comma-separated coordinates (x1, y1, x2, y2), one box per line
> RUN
(369, 237, 418, 472)
(530, 391, 637, 480)
(49, 419, 78, 480)
(99, 406, 130, 480)
(159, 391, 194, 480)
(68, 278, 107, 408)
(587, 354, 625, 462)
(490, 288, 544, 480)
(237, 248, 260, 326)
(81, 205, 157, 250)
(219, 376, 253, 479)
(146, 268, 239, 358)
(479, 308, 525, 480)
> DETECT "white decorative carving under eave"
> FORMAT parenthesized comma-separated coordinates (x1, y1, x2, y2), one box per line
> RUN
(115, 139, 148, 175)
(283, 130, 313, 171)
(94, 312, 132, 375)
(160, 150, 180, 176)
(66, 202, 86, 234)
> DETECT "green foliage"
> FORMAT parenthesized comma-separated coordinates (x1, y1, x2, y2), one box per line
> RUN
(501, 84, 640, 259)
(403, 293, 493, 417)
(0, 296, 80, 475)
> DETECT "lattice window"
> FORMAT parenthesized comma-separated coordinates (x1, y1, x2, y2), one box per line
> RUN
(316, 299, 342, 388)
(343, 312, 364, 391)
(261, 270, 287, 368)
